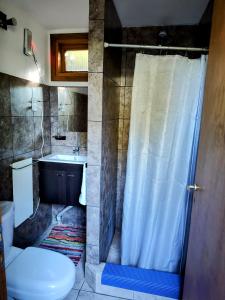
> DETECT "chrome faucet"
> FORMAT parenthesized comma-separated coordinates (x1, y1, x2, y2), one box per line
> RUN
(73, 146, 80, 155)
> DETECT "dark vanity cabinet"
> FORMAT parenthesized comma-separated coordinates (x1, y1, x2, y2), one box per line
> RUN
(39, 162, 83, 205)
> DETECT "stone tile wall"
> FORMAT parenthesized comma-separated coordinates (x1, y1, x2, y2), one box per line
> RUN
(0, 72, 52, 247)
(87, 0, 122, 264)
(52, 204, 86, 227)
(87, 0, 105, 265)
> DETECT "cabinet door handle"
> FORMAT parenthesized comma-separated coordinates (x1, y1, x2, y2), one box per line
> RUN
(56, 173, 63, 177)
(67, 174, 75, 177)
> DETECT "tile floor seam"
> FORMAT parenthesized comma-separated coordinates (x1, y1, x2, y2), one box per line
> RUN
(82, 290, 132, 300)
(80, 280, 86, 291)
(76, 288, 82, 299)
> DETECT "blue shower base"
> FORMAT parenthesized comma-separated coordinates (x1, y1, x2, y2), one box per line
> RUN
(102, 263, 183, 299)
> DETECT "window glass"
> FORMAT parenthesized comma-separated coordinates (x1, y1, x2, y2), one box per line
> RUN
(65, 50, 88, 72)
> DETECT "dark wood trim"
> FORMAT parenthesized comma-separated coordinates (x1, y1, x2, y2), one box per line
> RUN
(183, 0, 225, 299)
(0, 209, 7, 300)
(50, 33, 88, 82)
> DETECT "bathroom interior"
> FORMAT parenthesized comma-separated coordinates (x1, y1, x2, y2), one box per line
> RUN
(1, 0, 224, 299)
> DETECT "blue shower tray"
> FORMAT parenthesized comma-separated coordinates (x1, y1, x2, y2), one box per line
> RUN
(102, 263, 183, 299)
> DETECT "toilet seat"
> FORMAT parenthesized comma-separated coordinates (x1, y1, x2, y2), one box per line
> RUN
(6, 247, 75, 300)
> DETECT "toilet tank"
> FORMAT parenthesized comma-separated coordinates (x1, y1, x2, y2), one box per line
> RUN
(0, 201, 14, 258)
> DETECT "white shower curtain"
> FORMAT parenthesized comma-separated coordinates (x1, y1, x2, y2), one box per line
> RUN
(121, 54, 207, 273)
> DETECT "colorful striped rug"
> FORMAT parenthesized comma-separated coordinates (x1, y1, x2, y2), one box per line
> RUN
(39, 225, 86, 266)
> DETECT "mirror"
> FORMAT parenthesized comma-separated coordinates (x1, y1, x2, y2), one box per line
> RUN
(56, 87, 87, 133)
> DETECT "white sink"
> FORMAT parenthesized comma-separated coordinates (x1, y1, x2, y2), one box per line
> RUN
(39, 154, 87, 164)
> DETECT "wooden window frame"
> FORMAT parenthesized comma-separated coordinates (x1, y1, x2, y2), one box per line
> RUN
(50, 33, 88, 82)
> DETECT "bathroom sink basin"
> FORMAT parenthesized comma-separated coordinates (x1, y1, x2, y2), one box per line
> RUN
(50, 154, 87, 162)
(39, 154, 87, 164)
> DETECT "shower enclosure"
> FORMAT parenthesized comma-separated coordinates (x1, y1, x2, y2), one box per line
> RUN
(87, 0, 211, 277)
(121, 53, 207, 273)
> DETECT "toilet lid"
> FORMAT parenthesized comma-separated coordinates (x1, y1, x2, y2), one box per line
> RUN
(6, 247, 75, 300)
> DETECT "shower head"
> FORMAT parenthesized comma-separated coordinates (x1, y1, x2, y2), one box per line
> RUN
(158, 30, 171, 46)
(158, 30, 168, 39)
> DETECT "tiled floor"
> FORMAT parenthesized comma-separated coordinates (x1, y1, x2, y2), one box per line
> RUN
(63, 247, 128, 300)
(64, 280, 126, 300)
(65, 257, 133, 299)
(37, 229, 171, 300)
(62, 230, 124, 299)
(65, 265, 172, 300)
(65, 278, 172, 300)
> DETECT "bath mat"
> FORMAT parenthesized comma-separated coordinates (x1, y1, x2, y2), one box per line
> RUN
(102, 263, 183, 299)
(39, 225, 86, 266)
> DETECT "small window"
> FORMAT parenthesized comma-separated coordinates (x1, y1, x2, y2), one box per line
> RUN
(64, 50, 88, 72)
(50, 33, 88, 82)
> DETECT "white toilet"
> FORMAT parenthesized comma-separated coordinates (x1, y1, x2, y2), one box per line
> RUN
(0, 201, 76, 300)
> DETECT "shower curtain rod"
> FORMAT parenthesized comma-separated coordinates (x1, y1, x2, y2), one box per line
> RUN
(104, 42, 208, 52)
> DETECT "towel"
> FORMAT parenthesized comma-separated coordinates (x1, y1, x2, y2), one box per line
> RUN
(79, 163, 87, 205)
